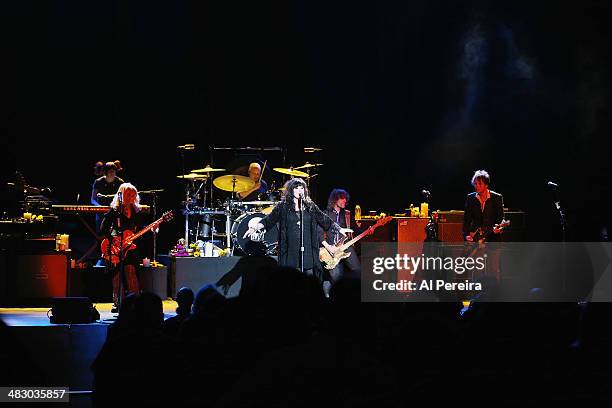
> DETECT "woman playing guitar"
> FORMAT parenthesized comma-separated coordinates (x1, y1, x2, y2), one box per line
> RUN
(100, 183, 143, 311)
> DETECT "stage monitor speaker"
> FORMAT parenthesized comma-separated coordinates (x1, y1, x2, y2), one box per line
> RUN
(15, 252, 70, 300)
(49, 297, 99, 324)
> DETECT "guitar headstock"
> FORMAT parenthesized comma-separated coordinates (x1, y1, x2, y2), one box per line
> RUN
(374, 216, 393, 228)
(498, 219, 511, 229)
(162, 211, 174, 222)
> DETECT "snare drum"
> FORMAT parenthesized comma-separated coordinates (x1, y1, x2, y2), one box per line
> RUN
(231, 212, 279, 256)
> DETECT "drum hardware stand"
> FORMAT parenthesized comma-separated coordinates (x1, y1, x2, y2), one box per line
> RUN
(226, 176, 240, 250)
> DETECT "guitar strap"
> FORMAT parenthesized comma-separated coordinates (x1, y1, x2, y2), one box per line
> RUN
(344, 210, 353, 240)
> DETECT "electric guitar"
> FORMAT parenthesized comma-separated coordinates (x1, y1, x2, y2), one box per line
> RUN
(320, 216, 393, 270)
(468, 219, 511, 243)
(101, 211, 174, 265)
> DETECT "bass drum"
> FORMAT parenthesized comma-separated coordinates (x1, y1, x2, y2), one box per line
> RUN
(231, 212, 279, 256)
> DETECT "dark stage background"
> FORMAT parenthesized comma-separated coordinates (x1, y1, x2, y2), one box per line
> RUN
(2, 0, 612, 253)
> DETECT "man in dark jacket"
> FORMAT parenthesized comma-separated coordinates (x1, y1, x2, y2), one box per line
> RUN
(463, 170, 505, 243)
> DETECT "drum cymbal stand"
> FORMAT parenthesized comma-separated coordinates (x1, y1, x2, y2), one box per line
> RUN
(225, 178, 239, 251)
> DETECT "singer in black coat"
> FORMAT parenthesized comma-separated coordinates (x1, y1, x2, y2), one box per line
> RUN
(260, 200, 342, 283)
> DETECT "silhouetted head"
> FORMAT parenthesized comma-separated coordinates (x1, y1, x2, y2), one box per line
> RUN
(175, 287, 194, 316)
(133, 292, 164, 330)
(193, 284, 226, 316)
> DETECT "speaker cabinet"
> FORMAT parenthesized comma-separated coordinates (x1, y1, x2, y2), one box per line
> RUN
(396, 218, 428, 242)
(15, 253, 70, 300)
(438, 223, 464, 242)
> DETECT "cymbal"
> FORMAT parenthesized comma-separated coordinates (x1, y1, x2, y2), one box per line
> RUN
(177, 173, 208, 180)
(191, 165, 226, 173)
(273, 167, 309, 178)
(213, 175, 255, 193)
(240, 201, 277, 206)
(294, 162, 323, 170)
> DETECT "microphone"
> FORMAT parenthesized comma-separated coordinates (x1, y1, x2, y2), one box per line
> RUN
(177, 144, 195, 150)
(547, 181, 559, 189)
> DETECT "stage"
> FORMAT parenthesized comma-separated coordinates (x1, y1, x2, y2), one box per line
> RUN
(0, 300, 178, 402)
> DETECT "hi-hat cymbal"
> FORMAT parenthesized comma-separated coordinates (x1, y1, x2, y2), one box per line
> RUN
(191, 165, 226, 173)
(273, 167, 309, 178)
(177, 173, 208, 180)
(294, 162, 323, 170)
(213, 175, 255, 193)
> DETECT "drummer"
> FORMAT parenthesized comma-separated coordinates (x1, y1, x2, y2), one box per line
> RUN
(238, 162, 268, 201)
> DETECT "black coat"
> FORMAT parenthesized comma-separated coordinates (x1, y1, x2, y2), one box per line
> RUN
(260, 200, 341, 282)
(462, 190, 504, 241)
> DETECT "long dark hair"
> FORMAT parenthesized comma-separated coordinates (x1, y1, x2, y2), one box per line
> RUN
(281, 178, 313, 209)
(327, 189, 350, 210)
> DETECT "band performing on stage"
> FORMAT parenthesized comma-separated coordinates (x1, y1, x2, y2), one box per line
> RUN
(5, 4, 612, 404)
(0, 143, 519, 311)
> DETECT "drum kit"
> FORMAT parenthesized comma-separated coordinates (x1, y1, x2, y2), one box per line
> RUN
(177, 162, 323, 256)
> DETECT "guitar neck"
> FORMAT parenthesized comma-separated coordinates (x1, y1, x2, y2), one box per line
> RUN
(340, 223, 379, 250)
(128, 217, 165, 242)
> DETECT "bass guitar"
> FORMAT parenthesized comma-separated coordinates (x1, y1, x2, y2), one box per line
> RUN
(319, 216, 393, 270)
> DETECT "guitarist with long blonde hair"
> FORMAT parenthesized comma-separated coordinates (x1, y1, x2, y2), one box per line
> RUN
(100, 183, 142, 311)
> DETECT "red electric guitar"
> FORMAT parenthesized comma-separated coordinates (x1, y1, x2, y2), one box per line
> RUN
(101, 211, 174, 265)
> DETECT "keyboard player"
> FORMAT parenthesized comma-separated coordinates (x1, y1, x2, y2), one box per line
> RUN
(91, 162, 124, 266)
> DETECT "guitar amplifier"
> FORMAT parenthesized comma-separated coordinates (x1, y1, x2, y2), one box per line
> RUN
(358, 218, 394, 242)
(396, 217, 428, 242)
(437, 223, 464, 242)
(503, 211, 527, 241)
(434, 210, 527, 242)
(435, 210, 465, 242)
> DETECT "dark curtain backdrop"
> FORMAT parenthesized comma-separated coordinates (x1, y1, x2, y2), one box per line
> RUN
(2, 0, 612, 250)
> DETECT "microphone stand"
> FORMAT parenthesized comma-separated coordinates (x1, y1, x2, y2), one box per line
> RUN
(299, 195, 304, 273)
(550, 182, 568, 294)
(549, 183, 567, 242)
(423, 190, 438, 242)
(139, 189, 164, 263)
(151, 192, 158, 262)
(117, 193, 126, 312)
